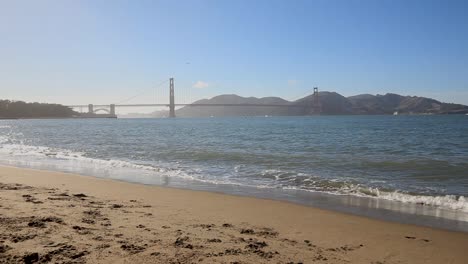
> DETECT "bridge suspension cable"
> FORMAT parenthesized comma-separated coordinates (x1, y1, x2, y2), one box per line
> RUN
(116, 79, 169, 104)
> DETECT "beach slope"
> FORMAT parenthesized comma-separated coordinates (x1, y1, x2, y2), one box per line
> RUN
(1, 165, 467, 263)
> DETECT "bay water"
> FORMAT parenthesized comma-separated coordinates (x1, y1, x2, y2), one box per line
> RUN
(1, 115, 467, 231)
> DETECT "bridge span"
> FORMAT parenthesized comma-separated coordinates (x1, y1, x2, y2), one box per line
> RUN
(67, 78, 321, 117)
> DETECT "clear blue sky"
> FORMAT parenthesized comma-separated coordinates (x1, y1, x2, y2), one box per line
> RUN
(1, 0, 467, 108)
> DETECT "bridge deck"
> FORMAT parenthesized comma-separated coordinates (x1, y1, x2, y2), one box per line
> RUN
(68, 104, 309, 108)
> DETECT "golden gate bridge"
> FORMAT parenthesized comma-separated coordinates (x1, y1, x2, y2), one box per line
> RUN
(67, 78, 321, 118)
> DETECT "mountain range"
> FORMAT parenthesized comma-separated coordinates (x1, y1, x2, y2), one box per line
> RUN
(172, 92, 468, 117)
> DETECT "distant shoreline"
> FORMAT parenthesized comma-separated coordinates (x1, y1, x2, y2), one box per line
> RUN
(0, 116, 117, 120)
(2, 113, 468, 120)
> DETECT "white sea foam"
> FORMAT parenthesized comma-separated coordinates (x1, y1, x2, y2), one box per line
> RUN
(260, 169, 468, 213)
(0, 143, 180, 178)
(281, 184, 468, 213)
(363, 188, 468, 212)
(0, 142, 241, 187)
(0, 136, 9, 144)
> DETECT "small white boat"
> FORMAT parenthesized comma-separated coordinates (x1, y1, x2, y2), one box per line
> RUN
(393, 111, 398, 115)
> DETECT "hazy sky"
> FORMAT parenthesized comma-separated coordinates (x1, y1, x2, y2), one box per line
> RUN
(1, 0, 468, 109)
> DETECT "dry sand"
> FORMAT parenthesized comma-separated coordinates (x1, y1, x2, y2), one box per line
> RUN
(0, 165, 467, 264)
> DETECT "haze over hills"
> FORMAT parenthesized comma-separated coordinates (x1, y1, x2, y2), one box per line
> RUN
(172, 92, 468, 117)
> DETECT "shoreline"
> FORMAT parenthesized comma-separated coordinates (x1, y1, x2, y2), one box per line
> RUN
(2, 158, 467, 233)
(1, 113, 467, 121)
(1, 165, 468, 263)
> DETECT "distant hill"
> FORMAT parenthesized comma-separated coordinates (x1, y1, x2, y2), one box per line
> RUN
(120, 110, 169, 118)
(175, 92, 468, 117)
(176, 94, 295, 117)
(0, 100, 77, 118)
(294, 92, 354, 115)
(348, 93, 468, 115)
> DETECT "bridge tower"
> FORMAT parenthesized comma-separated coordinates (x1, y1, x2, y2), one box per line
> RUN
(313, 87, 321, 114)
(169, 77, 175, 118)
(110, 104, 116, 116)
(88, 104, 94, 114)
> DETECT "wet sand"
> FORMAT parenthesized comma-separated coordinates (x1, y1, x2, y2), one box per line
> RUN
(0, 165, 467, 263)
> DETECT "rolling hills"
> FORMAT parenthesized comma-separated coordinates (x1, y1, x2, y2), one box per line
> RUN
(174, 92, 468, 117)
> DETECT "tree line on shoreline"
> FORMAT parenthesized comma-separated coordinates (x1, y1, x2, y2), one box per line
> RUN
(0, 100, 77, 119)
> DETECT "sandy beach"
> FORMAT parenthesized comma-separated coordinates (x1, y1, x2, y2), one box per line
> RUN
(0, 165, 467, 264)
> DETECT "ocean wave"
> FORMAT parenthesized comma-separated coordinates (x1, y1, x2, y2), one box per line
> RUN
(0, 142, 243, 187)
(282, 184, 468, 212)
(362, 188, 468, 212)
(0, 142, 467, 213)
(261, 169, 468, 212)
(0, 143, 183, 177)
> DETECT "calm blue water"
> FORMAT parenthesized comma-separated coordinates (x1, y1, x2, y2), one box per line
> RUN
(1, 116, 468, 230)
